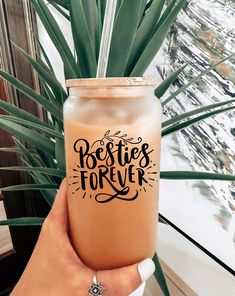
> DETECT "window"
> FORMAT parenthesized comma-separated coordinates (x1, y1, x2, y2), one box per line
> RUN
(146, 0, 235, 275)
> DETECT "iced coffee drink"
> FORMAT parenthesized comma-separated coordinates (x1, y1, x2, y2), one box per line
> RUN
(64, 78, 161, 270)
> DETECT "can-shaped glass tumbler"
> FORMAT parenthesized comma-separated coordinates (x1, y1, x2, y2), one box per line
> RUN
(63, 77, 162, 270)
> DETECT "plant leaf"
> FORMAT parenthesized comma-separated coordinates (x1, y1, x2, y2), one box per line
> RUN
(162, 53, 235, 106)
(0, 166, 65, 178)
(0, 217, 45, 226)
(162, 104, 235, 136)
(13, 138, 43, 167)
(82, 0, 99, 60)
(0, 115, 63, 139)
(41, 80, 62, 108)
(55, 123, 65, 170)
(69, 0, 97, 77)
(36, 149, 56, 168)
(130, 0, 187, 76)
(152, 253, 170, 296)
(1, 115, 63, 139)
(155, 63, 188, 98)
(163, 97, 235, 128)
(12, 42, 67, 102)
(144, 0, 153, 12)
(49, 2, 70, 20)
(14, 139, 56, 205)
(107, 0, 143, 77)
(0, 70, 63, 121)
(159, 215, 168, 224)
(47, 0, 68, 10)
(14, 138, 53, 182)
(126, 0, 165, 74)
(0, 118, 55, 156)
(154, 0, 177, 31)
(160, 171, 235, 180)
(30, 173, 55, 206)
(97, 0, 106, 25)
(0, 99, 49, 127)
(139, 0, 148, 22)
(0, 147, 20, 153)
(34, 34, 55, 73)
(30, 0, 80, 78)
(0, 183, 58, 191)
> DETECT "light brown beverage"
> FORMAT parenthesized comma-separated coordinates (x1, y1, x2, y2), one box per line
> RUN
(64, 78, 161, 270)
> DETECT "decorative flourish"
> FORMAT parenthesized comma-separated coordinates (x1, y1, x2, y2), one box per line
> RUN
(91, 130, 142, 147)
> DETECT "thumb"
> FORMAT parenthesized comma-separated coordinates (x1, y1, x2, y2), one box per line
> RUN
(97, 258, 155, 296)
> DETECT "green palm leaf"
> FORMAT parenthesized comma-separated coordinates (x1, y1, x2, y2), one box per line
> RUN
(0, 184, 58, 191)
(13, 138, 43, 166)
(130, 0, 187, 76)
(30, 0, 80, 78)
(34, 35, 55, 73)
(55, 123, 65, 170)
(0, 115, 63, 139)
(69, 0, 97, 77)
(162, 104, 235, 136)
(162, 53, 235, 106)
(47, 0, 68, 10)
(0, 217, 45, 226)
(0, 118, 55, 156)
(0, 166, 65, 178)
(137, 0, 149, 25)
(13, 138, 56, 206)
(0, 70, 63, 121)
(160, 171, 235, 180)
(0, 99, 49, 127)
(153, 253, 170, 296)
(49, 2, 70, 20)
(163, 97, 235, 128)
(126, 0, 165, 74)
(98, 0, 106, 25)
(0, 147, 20, 153)
(155, 63, 188, 98)
(12, 42, 67, 102)
(107, 0, 143, 76)
(154, 0, 177, 31)
(82, 0, 99, 59)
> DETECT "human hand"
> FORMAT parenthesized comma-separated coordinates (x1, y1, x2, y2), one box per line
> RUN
(11, 179, 155, 296)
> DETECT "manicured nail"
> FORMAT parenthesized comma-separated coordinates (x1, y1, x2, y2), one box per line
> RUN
(138, 258, 155, 282)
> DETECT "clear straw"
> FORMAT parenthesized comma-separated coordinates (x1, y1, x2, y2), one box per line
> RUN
(96, 0, 118, 78)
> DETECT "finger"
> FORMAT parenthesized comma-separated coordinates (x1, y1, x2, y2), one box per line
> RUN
(97, 258, 155, 296)
(48, 178, 68, 225)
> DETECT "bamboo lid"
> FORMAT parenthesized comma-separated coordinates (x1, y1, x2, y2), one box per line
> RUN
(66, 77, 158, 88)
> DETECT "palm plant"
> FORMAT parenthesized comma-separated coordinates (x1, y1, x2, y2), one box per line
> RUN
(0, 0, 235, 295)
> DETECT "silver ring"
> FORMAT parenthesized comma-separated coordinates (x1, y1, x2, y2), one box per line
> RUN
(88, 273, 105, 295)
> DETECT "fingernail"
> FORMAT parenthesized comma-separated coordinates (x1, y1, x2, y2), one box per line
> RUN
(138, 258, 155, 282)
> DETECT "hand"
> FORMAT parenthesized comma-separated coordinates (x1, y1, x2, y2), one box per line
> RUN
(11, 179, 155, 296)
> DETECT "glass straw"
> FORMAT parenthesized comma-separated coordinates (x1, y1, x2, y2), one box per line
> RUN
(96, 0, 118, 78)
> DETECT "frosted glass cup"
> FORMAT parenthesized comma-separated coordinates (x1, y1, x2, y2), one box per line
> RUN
(63, 77, 162, 270)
